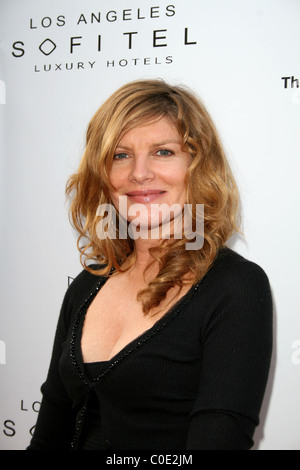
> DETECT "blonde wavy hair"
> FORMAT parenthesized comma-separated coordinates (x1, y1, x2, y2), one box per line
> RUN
(66, 79, 240, 314)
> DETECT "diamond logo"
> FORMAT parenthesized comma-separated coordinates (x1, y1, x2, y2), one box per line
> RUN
(39, 39, 57, 56)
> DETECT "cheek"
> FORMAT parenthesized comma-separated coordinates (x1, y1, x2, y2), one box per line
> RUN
(108, 167, 126, 191)
(168, 168, 189, 191)
(158, 164, 186, 182)
(108, 168, 118, 188)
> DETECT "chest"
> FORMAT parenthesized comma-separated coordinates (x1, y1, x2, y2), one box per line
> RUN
(80, 274, 192, 363)
(58, 277, 205, 414)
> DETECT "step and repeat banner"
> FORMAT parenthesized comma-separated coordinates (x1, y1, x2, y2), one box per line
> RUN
(0, 0, 299, 450)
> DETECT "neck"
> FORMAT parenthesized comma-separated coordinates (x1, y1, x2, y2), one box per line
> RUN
(121, 213, 182, 279)
(130, 214, 182, 268)
(119, 237, 162, 284)
(133, 237, 161, 270)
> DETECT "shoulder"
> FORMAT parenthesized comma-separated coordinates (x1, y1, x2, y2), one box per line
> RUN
(68, 263, 104, 291)
(206, 247, 271, 294)
(194, 248, 273, 342)
(196, 247, 273, 326)
(61, 264, 106, 315)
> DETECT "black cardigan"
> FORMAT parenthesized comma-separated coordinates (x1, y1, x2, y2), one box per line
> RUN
(28, 248, 273, 450)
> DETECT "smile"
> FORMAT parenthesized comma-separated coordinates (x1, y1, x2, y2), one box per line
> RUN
(126, 190, 166, 203)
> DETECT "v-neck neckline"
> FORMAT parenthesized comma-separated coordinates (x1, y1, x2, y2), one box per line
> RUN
(70, 274, 203, 386)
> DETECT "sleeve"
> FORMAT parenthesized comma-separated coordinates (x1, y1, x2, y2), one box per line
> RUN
(186, 260, 273, 450)
(27, 286, 78, 450)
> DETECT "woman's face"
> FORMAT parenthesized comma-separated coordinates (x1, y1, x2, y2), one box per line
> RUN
(109, 117, 193, 235)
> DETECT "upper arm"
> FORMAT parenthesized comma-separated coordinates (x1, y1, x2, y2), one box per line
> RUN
(187, 261, 273, 448)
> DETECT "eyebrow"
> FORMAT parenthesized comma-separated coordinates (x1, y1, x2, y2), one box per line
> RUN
(152, 140, 182, 146)
(115, 140, 182, 150)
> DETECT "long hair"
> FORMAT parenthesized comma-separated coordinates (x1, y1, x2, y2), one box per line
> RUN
(66, 79, 240, 314)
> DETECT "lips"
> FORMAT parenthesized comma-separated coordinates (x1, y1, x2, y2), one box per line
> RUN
(126, 190, 166, 203)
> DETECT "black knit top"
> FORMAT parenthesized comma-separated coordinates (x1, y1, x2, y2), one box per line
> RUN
(28, 248, 273, 450)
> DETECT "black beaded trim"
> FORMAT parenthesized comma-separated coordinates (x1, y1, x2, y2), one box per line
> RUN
(70, 395, 89, 450)
(70, 277, 107, 386)
(70, 277, 203, 386)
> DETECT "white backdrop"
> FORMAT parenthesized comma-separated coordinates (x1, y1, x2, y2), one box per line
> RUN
(0, 0, 299, 450)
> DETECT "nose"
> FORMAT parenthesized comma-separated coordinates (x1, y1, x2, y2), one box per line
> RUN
(129, 153, 155, 184)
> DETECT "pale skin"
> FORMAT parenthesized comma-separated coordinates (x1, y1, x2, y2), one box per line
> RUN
(81, 117, 194, 363)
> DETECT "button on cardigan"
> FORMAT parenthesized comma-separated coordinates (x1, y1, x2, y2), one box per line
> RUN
(28, 248, 273, 450)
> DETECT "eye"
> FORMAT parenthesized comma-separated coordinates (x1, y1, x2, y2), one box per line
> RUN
(156, 149, 174, 156)
(113, 153, 128, 161)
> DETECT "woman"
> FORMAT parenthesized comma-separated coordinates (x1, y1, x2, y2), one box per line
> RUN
(28, 79, 272, 450)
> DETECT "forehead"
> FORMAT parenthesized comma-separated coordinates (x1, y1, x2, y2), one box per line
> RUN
(117, 116, 182, 146)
